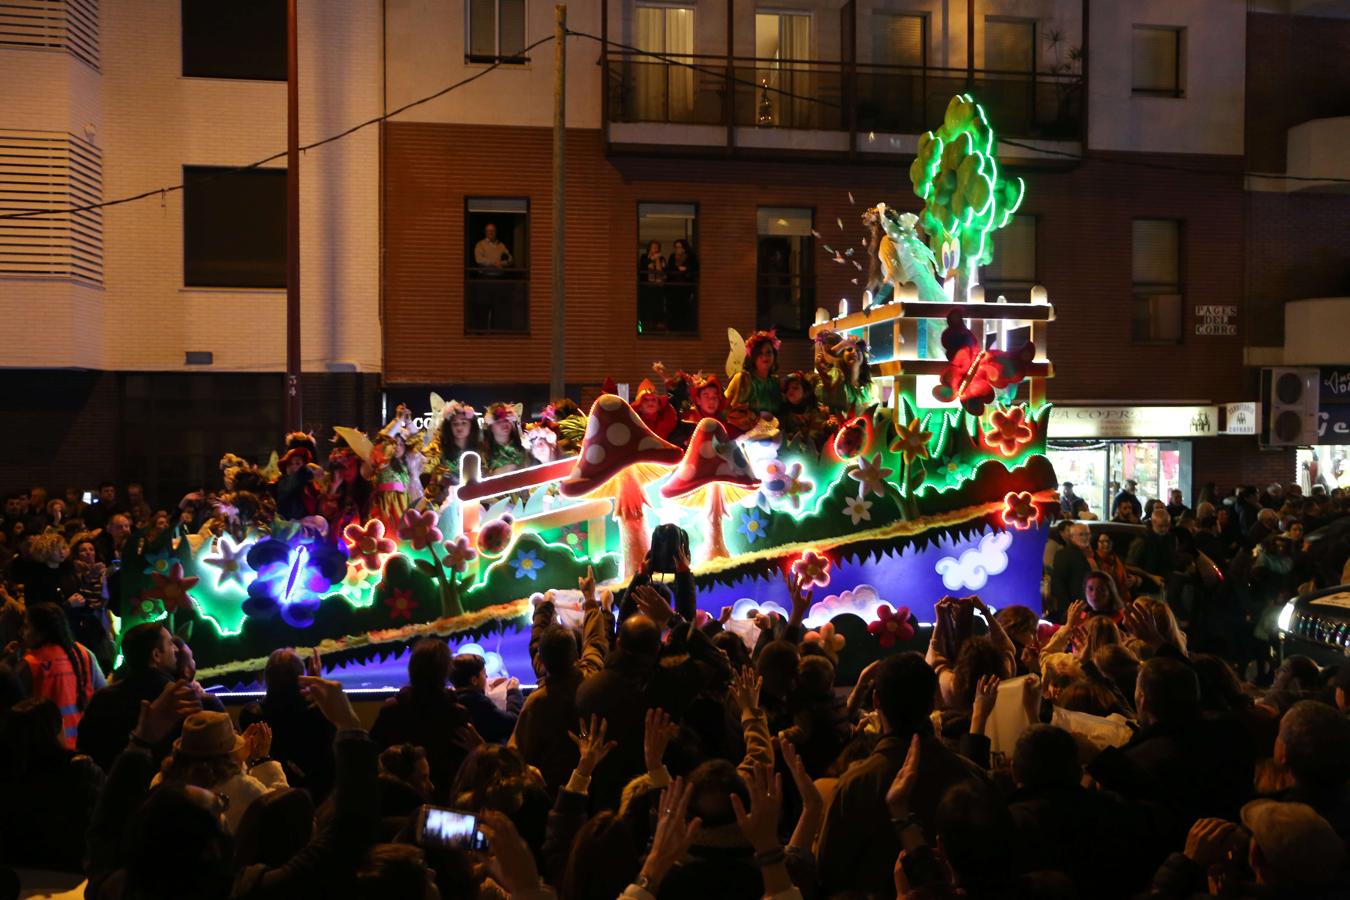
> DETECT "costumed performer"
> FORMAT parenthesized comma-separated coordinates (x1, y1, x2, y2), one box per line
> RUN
(540, 399, 585, 455)
(814, 330, 874, 417)
(725, 330, 783, 424)
(369, 431, 412, 533)
(522, 422, 560, 466)
(325, 436, 372, 536)
(427, 401, 482, 487)
(631, 379, 680, 443)
(779, 371, 833, 449)
(484, 403, 527, 475)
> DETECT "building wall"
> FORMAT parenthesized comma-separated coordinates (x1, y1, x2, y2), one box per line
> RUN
(383, 121, 1248, 406)
(1087, 0, 1246, 156)
(1245, 191, 1350, 348)
(0, 0, 383, 375)
(1245, 12, 1350, 173)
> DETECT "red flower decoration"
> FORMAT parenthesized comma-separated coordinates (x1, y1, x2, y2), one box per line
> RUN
(384, 587, 418, 621)
(344, 519, 397, 570)
(147, 562, 198, 614)
(398, 509, 442, 551)
(983, 406, 1035, 456)
(868, 604, 915, 648)
(1001, 491, 1040, 531)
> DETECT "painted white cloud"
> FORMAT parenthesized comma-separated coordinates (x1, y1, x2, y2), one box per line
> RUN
(935, 531, 1013, 592)
(804, 584, 889, 628)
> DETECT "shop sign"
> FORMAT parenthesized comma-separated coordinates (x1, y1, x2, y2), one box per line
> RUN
(1319, 406, 1350, 445)
(1194, 305, 1237, 336)
(1321, 368, 1350, 405)
(1224, 402, 1257, 435)
(1048, 405, 1218, 438)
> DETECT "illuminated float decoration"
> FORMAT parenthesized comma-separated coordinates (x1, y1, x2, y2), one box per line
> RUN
(108, 94, 1060, 687)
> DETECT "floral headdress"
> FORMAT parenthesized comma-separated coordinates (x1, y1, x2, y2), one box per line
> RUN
(484, 403, 522, 426)
(690, 372, 723, 393)
(744, 329, 782, 359)
(440, 400, 479, 424)
(521, 422, 559, 449)
(815, 330, 867, 357)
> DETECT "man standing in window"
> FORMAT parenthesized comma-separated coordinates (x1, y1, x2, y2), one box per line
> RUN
(474, 223, 513, 273)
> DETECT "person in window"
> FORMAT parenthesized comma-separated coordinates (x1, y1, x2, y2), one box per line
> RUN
(474, 223, 512, 273)
(638, 240, 667, 332)
(665, 239, 697, 332)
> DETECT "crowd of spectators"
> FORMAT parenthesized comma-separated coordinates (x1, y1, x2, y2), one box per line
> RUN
(3, 474, 1350, 898)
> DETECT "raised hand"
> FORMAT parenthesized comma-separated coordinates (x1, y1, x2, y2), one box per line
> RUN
(729, 666, 763, 713)
(479, 810, 542, 894)
(134, 678, 202, 745)
(885, 734, 922, 817)
(298, 675, 362, 732)
(305, 647, 323, 678)
(783, 568, 813, 624)
(243, 721, 273, 761)
(644, 707, 680, 773)
(1122, 600, 1166, 649)
(970, 674, 1000, 735)
(778, 738, 823, 851)
(719, 605, 733, 625)
(568, 713, 618, 777)
(634, 584, 675, 628)
(578, 565, 597, 608)
(640, 778, 702, 894)
(731, 763, 783, 853)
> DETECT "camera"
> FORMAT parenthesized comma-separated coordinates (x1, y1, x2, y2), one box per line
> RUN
(647, 524, 690, 574)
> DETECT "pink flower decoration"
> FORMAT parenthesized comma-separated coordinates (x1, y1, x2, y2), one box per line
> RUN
(791, 550, 832, 591)
(804, 621, 846, 654)
(147, 563, 198, 614)
(1001, 491, 1040, 531)
(398, 508, 443, 551)
(442, 535, 478, 573)
(983, 407, 1035, 456)
(868, 604, 915, 648)
(343, 519, 397, 570)
(384, 587, 418, 621)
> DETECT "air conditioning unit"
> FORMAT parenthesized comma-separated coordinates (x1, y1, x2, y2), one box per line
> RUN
(1260, 367, 1320, 446)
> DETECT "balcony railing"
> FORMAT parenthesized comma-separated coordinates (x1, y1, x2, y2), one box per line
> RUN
(605, 53, 1083, 144)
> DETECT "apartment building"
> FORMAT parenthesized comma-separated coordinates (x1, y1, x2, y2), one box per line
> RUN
(0, 1, 382, 501)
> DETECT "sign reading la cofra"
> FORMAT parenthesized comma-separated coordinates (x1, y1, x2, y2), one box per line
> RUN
(1048, 406, 1218, 438)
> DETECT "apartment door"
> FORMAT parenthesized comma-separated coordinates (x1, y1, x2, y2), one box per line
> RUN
(633, 5, 695, 122)
(984, 18, 1035, 130)
(755, 12, 812, 127)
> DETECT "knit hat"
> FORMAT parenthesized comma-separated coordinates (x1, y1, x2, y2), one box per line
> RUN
(1240, 799, 1345, 885)
(173, 711, 245, 759)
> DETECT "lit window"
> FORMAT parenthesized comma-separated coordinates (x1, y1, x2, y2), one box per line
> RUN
(756, 208, 816, 334)
(465, 198, 529, 334)
(637, 203, 698, 335)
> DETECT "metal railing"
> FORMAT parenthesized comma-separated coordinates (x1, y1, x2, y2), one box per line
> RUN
(605, 53, 1083, 143)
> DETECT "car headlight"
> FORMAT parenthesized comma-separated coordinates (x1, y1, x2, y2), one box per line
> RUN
(1277, 601, 1296, 634)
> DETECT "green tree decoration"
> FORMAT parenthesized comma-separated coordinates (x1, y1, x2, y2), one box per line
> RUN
(908, 94, 1025, 300)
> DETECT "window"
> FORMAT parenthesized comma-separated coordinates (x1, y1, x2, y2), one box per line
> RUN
(183, 166, 286, 288)
(1132, 219, 1182, 343)
(633, 5, 695, 122)
(984, 19, 1035, 72)
(637, 203, 698, 335)
(465, 198, 529, 334)
(1132, 26, 1183, 97)
(467, 0, 527, 64)
(181, 0, 286, 81)
(981, 215, 1036, 302)
(755, 12, 813, 127)
(757, 208, 815, 334)
(872, 13, 925, 68)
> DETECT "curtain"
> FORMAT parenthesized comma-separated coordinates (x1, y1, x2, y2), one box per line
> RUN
(634, 7, 694, 122)
(665, 8, 694, 121)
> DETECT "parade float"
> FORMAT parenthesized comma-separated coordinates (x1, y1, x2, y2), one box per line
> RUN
(115, 96, 1059, 688)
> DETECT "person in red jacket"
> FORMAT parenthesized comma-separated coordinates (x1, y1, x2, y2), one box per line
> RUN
(19, 603, 104, 748)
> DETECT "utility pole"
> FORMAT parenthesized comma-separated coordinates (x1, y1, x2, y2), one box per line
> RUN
(550, 5, 566, 399)
(285, 0, 303, 432)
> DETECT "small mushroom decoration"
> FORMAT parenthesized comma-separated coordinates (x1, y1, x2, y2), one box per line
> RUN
(661, 418, 761, 560)
(561, 395, 683, 577)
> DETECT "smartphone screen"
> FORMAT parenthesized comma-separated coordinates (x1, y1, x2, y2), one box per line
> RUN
(416, 805, 488, 851)
(82, 491, 94, 505)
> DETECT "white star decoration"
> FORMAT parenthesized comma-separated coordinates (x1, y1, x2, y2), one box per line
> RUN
(847, 453, 893, 498)
(204, 536, 251, 587)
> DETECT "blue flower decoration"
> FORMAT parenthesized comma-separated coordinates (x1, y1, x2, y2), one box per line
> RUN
(242, 536, 348, 628)
(143, 549, 173, 576)
(737, 508, 768, 544)
(510, 550, 543, 581)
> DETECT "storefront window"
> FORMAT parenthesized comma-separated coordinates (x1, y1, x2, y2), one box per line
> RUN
(1297, 446, 1350, 494)
(1049, 440, 1193, 519)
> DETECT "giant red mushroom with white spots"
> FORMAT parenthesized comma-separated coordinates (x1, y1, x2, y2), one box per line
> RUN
(560, 394, 683, 577)
(661, 418, 760, 560)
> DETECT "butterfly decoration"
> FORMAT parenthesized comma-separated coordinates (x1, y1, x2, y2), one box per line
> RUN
(725, 328, 747, 380)
(932, 311, 1035, 416)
